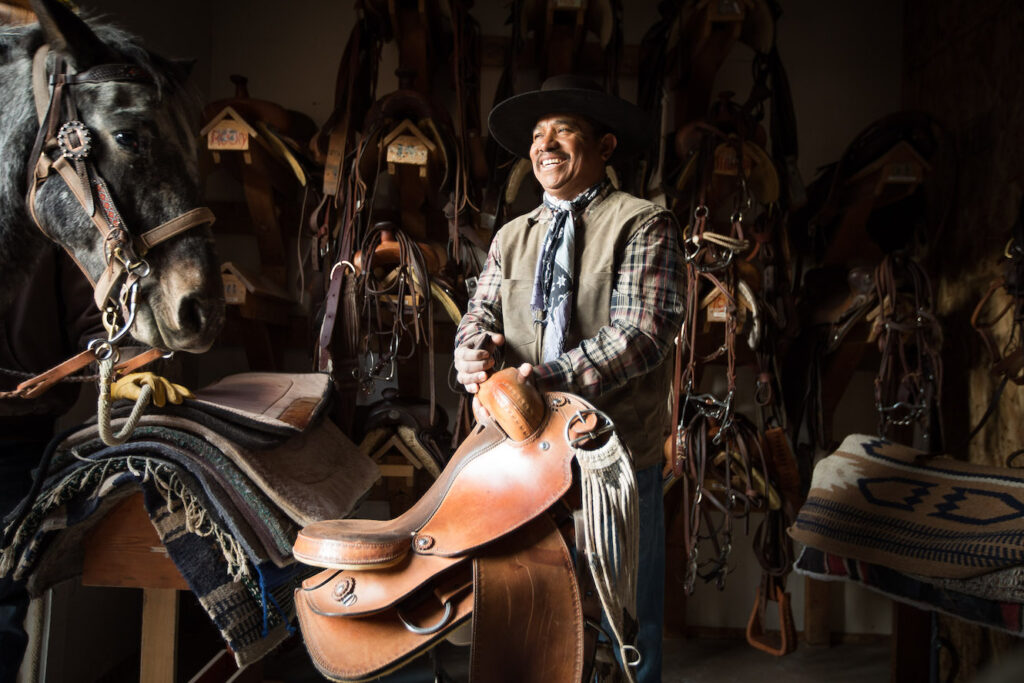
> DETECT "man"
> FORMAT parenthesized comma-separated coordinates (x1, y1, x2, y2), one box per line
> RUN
(0, 246, 103, 682)
(454, 74, 685, 683)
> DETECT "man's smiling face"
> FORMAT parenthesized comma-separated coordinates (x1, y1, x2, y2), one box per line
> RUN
(529, 113, 616, 200)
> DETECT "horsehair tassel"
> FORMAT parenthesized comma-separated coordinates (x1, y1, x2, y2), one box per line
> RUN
(97, 355, 151, 446)
(576, 430, 640, 683)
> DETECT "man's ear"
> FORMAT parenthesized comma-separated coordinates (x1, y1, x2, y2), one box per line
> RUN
(599, 133, 618, 161)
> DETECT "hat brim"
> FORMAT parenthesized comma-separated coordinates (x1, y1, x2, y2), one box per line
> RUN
(487, 88, 651, 160)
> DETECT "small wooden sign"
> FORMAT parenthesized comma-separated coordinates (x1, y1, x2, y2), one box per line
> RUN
(207, 121, 249, 151)
(386, 135, 430, 167)
(706, 291, 731, 323)
(222, 271, 246, 304)
(199, 106, 259, 163)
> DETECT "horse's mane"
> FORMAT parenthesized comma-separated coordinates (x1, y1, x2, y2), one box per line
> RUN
(0, 13, 193, 101)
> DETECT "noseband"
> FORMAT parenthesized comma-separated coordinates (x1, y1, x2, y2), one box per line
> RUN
(26, 46, 214, 354)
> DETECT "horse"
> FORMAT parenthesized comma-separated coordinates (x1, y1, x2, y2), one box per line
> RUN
(0, 0, 223, 357)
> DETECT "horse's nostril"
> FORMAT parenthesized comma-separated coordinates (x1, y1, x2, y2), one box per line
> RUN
(177, 295, 205, 334)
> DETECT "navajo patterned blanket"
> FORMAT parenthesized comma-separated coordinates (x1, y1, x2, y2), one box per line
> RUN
(789, 434, 1024, 580)
(0, 373, 380, 666)
(794, 546, 1024, 636)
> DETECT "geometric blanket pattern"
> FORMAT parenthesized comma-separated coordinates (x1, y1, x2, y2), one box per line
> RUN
(789, 434, 1024, 579)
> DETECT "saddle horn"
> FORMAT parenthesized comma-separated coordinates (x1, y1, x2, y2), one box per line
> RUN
(476, 367, 546, 441)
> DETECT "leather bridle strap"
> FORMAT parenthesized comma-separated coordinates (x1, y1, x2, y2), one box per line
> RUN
(26, 46, 215, 313)
(0, 347, 163, 400)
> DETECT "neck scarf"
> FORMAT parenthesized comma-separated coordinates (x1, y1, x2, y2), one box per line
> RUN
(531, 179, 606, 362)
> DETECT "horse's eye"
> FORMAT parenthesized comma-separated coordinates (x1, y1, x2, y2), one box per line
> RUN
(114, 130, 140, 152)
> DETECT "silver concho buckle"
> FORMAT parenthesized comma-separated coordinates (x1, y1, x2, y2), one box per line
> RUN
(57, 121, 91, 160)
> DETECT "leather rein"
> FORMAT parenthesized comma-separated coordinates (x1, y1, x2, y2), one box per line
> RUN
(2, 46, 215, 400)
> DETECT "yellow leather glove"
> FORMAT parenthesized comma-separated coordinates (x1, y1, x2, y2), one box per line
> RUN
(111, 372, 193, 407)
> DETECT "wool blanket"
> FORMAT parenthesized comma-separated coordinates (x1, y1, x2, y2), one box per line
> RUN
(790, 434, 1024, 580)
(0, 372, 380, 666)
(795, 546, 1024, 637)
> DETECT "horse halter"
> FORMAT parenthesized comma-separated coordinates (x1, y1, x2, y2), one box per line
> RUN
(25, 46, 215, 354)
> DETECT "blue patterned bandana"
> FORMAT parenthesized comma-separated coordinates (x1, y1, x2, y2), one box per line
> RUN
(531, 179, 606, 362)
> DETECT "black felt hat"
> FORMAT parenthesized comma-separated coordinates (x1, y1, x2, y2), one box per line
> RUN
(487, 74, 651, 160)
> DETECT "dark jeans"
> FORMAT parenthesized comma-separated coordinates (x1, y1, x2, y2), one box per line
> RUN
(601, 464, 665, 683)
(0, 439, 44, 683)
(634, 465, 665, 683)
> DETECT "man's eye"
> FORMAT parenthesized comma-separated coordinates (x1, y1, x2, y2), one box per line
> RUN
(114, 130, 140, 152)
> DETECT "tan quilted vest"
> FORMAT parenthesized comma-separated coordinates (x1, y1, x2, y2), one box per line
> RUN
(496, 189, 675, 470)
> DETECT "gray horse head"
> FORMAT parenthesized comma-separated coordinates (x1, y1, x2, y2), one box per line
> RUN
(0, 0, 224, 353)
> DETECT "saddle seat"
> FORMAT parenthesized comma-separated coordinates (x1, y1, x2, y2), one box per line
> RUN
(292, 369, 588, 570)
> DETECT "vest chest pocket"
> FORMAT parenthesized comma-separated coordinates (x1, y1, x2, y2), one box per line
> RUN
(573, 272, 614, 339)
(501, 279, 540, 364)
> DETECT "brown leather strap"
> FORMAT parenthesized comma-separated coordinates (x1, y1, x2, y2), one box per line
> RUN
(1, 347, 164, 401)
(1, 349, 96, 400)
(136, 207, 216, 252)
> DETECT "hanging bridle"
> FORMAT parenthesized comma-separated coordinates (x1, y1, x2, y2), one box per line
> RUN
(1, 46, 216, 401)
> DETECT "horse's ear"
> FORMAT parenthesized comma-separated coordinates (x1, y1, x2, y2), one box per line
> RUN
(29, 0, 112, 70)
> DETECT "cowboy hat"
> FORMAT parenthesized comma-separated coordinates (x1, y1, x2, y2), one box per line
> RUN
(487, 74, 651, 160)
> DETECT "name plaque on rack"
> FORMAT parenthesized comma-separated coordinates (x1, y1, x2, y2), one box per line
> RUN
(207, 121, 250, 151)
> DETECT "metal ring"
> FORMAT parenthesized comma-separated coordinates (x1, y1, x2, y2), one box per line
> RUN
(565, 408, 615, 448)
(126, 259, 151, 277)
(396, 599, 453, 636)
(622, 645, 642, 668)
(88, 339, 116, 362)
(329, 260, 357, 280)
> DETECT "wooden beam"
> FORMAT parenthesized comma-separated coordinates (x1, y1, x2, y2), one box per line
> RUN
(82, 493, 188, 591)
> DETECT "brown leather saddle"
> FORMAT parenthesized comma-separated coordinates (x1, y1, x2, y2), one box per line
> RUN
(292, 368, 640, 682)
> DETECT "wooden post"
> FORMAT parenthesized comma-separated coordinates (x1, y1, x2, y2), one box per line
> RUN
(140, 588, 179, 683)
(83, 493, 188, 682)
(803, 576, 832, 646)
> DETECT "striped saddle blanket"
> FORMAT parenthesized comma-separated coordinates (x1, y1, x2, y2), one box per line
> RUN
(790, 434, 1024, 580)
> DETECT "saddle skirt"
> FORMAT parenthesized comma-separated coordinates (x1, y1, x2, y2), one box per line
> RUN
(292, 369, 639, 682)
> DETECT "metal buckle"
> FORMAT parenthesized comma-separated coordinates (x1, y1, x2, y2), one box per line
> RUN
(565, 408, 615, 447)
(57, 120, 91, 160)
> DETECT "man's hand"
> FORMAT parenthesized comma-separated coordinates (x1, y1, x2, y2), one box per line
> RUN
(454, 332, 505, 394)
(471, 363, 534, 424)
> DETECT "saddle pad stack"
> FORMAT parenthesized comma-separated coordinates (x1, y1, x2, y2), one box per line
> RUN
(791, 434, 1024, 635)
(291, 382, 598, 682)
(0, 372, 380, 666)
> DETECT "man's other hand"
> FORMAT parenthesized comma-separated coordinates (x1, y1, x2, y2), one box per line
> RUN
(454, 332, 505, 393)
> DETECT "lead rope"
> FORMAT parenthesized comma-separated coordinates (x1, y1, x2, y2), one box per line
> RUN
(96, 354, 152, 446)
(572, 412, 641, 683)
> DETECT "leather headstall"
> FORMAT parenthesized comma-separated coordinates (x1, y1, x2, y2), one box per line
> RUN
(26, 46, 214, 328)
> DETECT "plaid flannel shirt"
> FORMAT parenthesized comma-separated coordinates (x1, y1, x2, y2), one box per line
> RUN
(456, 206, 685, 399)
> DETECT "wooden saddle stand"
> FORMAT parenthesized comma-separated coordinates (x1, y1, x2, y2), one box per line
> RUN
(291, 368, 642, 683)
